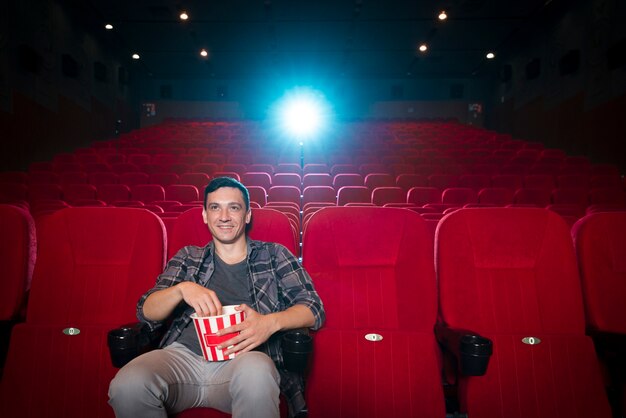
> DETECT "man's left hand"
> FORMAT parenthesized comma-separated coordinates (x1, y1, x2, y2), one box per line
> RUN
(217, 304, 279, 356)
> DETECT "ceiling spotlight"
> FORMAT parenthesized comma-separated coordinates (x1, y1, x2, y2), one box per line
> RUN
(132, 53, 140, 60)
(419, 44, 428, 53)
(104, 24, 113, 30)
(200, 49, 208, 57)
(179, 11, 189, 20)
(438, 11, 448, 21)
(486, 52, 495, 59)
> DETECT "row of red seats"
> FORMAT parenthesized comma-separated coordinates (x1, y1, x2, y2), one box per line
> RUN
(1, 205, 624, 417)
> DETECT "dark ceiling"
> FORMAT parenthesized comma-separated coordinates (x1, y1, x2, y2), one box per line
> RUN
(73, 0, 570, 80)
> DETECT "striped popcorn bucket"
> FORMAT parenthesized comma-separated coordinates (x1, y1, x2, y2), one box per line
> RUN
(191, 305, 245, 361)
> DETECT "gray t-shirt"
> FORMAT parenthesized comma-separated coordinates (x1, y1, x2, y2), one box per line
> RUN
(178, 254, 253, 355)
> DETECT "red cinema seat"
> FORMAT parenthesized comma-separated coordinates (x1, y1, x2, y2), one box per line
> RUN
(241, 172, 272, 191)
(97, 184, 131, 204)
(395, 174, 428, 191)
(28, 184, 63, 202)
(0, 208, 166, 418)
(336, 186, 370, 206)
(59, 172, 88, 185)
(513, 187, 552, 206)
(371, 186, 405, 206)
(272, 173, 302, 188)
(302, 186, 336, 207)
(0, 183, 28, 201)
(523, 174, 556, 189)
(191, 163, 219, 176)
(436, 208, 611, 418)
(150, 172, 180, 186)
(491, 174, 523, 189)
(0, 205, 36, 321)
(247, 186, 267, 207)
(119, 172, 150, 186)
(573, 212, 626, 335)
(165, 185, 199, 203)
(62, 184, 98, 204)
(169, 207, 297, 259)
(267, 186, 301, 207)
(333, 173, 364, 190)
(459, 174, 491, 190)
(442, 187, 478, 205)
(302, 173, 332, 188)
(302, 207, 444, 418)
(428, 174, 459, 190)
(131, 184, 166, 203)
(364, 173, 395, 190)
(179, 173, 211, 191)
(89, 172, 119, 186)
(330, 164, 359, 176)
(407, 186, 441, 206)
(477, 187, 514, 206)
(551, 187, 589, 206)
(589, 187, 626, 205)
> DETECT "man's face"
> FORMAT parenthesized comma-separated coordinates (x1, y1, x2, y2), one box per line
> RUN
(202, 187, 251, 245)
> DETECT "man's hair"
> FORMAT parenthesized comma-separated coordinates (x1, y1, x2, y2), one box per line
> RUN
(203, 176, 250, 210)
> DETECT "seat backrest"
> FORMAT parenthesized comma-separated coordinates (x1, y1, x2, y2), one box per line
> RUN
(27, 207, 166, 325)
(336, 186, 370, 206)
(437, 208, 584, 334)
(302, 186, 336, 206)
(165, 184, 199, 203)
(169, 207, 297, 259)
(371, 186, 405, 206)
(302, 206, 436, 331)
(0, 205, 36, 320)
(267, 186, 301, 207)
(441, 187, 478, 205)
(407, 186, 441, 205)
(131, 184, 166, 203)
(573, 212, 626, 334)
(436, 207, 611, 418)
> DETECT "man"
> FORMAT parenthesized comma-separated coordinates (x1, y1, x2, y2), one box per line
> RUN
(109, 177, 325, 418)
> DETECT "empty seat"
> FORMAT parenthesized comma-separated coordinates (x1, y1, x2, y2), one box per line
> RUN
(441, 187, 478, 205)
(191, 163, 219, 176)
(491, 174, 523, 189)
(428, 174, 458, 189)
(395, 174, 428, 191)
(513, 187, 552, 206)
(573, 212, 626, 335)
(165, 185, 199, 203)
(119, 172, 150, 186)
(28, 184, 63, 202)
(150, 172, 180, 186)
(459, 174, 491, 190)
(97, 184, 131, 204)
(302, 173, 333, 188)
(477, 187, 514, 206)
(131, 185, 166, 203)
(523, 174, 556, 189)
(302, 207, 444, 417)
(364, 173, 395, 190)
(0, 205, 35, 321)
(330, 164, 359, 176)
(551, 187, 589, 206)
(589, 187, 626, 205)
(0, 208, 166, 418)
(359, 163, 388, 176)
(436, 208, 611, 417)
(62, 184, 97, 204)
(88, 172, 119, 186)
(272, 173, 302, 188)
(406, 187, 441, 206)
(333, 173, 364, 190)
(247, 186, 267, 207)
(371, 186, 405, 206)
(302, 186, 336, 207)
(241, 172, 272, 191)
(179, 173, 210, 191)
(267, 186, 301, 207)
(337, 186, 371, 206)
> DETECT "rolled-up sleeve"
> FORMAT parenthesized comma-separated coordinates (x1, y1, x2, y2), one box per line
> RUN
(273, 245, 325, 330)
(136, 247, 190, 328)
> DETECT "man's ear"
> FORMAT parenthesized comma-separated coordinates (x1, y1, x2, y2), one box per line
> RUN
(202, 208, 208, 225)
(245, 209, 251, 224)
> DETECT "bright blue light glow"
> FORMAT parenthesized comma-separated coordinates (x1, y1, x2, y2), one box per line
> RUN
(274, 87, 330, 141)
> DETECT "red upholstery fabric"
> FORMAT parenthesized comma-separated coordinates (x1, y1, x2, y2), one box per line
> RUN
(168, 207, 297, 259)
(302, 207, 444, 417)
(407, 186, 441, 205)
(436, 208, 611, 417)
(441, 187, 478, 205)
(131, 184, 166, 203)
(371, 186, 405, 206)
(267, 186, 301, 207)
(336, 186, 370, 206)
(573, 212, 626, 334)
(0, 207, 166, 418)
(241, 172, 272, 191)
(0, 204, 36, 320)
(165, 185, 199, 203)
(302, 186, 336, 206)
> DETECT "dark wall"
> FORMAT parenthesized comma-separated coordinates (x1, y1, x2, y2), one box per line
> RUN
(0, 0, 138, 171)
(486, 0, 626, 172)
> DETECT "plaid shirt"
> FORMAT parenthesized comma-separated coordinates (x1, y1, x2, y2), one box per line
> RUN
(137, 239, 325, 417)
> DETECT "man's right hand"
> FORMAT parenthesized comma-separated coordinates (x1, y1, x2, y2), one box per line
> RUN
(177, 282, 223, 317)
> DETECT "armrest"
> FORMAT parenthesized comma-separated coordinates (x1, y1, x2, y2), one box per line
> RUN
(107, 322, 163, 368)
(435, 323, 493, 376)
